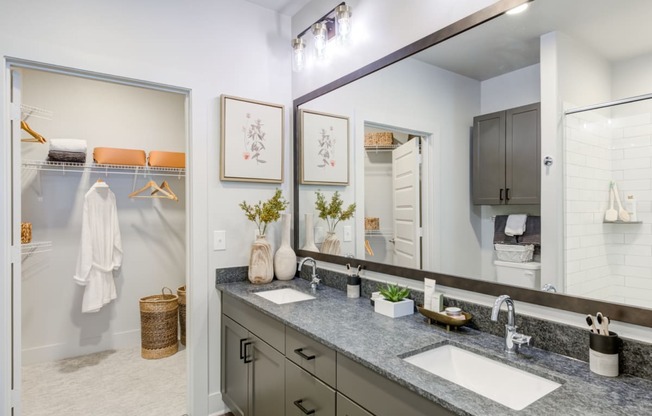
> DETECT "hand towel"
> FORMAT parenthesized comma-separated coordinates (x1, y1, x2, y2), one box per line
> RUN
(505, 214, 528, 236)
(48, 150, 87, 164)
(50, 138, 88, 153)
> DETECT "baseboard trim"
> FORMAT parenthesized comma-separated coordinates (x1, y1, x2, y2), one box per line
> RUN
(22, 329, 141, 365)
(209, 391, 228, 416)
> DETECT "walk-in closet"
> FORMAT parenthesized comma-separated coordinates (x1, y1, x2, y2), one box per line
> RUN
(17, 67, 188, 416)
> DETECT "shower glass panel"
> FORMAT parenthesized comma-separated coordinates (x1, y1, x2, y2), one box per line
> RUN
(564, 97, 652, 309)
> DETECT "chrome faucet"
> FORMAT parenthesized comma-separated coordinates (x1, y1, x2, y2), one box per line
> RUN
(491, 295, 533, 354)
(298, 257, 321, 293)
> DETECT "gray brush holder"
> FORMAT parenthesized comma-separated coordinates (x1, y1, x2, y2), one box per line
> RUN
(589, 331, 619, 377)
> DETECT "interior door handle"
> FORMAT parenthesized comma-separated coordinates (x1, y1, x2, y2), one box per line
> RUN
(293, 399, 316, 415)
(243, 341, 253, 363)
(294, 347, 316, 360)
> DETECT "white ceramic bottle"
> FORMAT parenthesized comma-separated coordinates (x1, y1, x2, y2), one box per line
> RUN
(625, 194, 637, 222)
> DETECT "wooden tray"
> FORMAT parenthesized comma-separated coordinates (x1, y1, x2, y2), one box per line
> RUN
(417, 305, 472, 331)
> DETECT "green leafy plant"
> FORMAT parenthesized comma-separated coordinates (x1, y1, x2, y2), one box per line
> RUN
(379, 283, 411, 303)
(239, 189, 289, 236)
(315, 191, 356, 233)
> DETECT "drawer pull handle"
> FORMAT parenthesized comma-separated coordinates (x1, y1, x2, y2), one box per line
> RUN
(293, 399, 316, 415)
(294, 348, 316, 361)
(239, 338, 248, 360)
(243, 341, 253, 363)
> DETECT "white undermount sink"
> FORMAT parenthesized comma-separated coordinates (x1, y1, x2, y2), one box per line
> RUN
(254, 288, 315, 304)
(403, 344, 561, 411)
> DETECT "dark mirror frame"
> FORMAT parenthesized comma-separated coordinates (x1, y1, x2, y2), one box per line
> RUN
(293, 0, 652, 328)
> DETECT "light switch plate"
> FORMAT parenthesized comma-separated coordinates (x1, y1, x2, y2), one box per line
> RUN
(343, 225, 352, 242)
(214, 230, 226, 251)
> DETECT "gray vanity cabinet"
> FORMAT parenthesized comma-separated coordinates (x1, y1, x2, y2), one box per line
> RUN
(221, 295, 285, 416)
(472, 102, 540, 205)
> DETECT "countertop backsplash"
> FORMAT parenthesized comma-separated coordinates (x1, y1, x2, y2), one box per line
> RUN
(215, 265, 652, 381)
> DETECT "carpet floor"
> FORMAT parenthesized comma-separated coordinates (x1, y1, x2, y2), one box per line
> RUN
(22, 346, 187, 416)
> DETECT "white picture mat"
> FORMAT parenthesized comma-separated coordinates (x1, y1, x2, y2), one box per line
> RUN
(301, 110, 349, 185)
(222, 96, 283, 182)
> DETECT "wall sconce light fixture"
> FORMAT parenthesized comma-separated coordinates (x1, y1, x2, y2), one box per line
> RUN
(292, 2, 353, 71)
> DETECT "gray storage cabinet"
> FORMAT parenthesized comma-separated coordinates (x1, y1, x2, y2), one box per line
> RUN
(221, 295, 285, 416)
(472, 102, 540, 205)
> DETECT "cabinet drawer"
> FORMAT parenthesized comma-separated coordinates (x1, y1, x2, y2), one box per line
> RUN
(286, 359, 335, 416)
(286, 326, 336, 388)
(337, 393, 373, 416)
(223, 293, 285, 353)
(336, 353, 455, 416)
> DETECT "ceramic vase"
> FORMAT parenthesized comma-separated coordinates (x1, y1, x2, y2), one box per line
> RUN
(274, 214, 296, 281)
(302, 213, 319, 252)
(321, 231, 341, 255)
(249, 234, 273, 284)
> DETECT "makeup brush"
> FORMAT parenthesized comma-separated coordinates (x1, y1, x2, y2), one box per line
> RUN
(586, 314, 598, 334)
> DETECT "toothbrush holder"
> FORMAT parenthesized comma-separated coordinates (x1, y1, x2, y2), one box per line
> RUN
(589, 331, 620, 377)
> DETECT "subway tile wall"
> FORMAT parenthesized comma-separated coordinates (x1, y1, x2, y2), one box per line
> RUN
(565, 100, 652, 309)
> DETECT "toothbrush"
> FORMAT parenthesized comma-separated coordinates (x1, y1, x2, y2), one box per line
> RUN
(586, 314, 598, 334)
(601, 315, 610, 336)
(596, 312, 606, 335)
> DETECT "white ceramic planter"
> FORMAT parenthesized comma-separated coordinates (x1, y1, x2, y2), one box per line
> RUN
(374, 298, 414, 318)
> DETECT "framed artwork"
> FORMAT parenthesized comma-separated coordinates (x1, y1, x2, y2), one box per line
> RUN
(220, 94, 284, 183)
(300, 109, 349, 185)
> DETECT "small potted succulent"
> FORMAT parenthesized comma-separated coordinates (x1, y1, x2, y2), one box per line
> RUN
(374, 283, 414, 318)
(314, 190, 356, 255)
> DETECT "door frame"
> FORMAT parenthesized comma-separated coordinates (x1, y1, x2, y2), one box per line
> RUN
(0, 57, 205, 415)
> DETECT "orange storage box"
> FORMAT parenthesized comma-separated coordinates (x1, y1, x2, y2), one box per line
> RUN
(148, 151, 185, 168)
(93, 147, 146, 166)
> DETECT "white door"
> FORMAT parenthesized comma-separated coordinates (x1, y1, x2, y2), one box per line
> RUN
(392, 137, 421, 268)
(9, 69, 23, 415)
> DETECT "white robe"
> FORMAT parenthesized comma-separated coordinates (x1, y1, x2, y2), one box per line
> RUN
(73, 182, 123, 313)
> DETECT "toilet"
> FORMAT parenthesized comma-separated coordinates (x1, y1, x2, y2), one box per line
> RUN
(494, 260, 541, 289)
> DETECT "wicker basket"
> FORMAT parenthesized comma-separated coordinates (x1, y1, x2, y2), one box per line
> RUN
(177, 285, 186, 346)
(140, 287, 179, 359)
(21, 222, 32, 244)
(364, 132, 394, 146)
(365, 217, 380, 230)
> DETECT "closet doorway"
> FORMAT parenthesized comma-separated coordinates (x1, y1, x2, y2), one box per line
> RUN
(9, 63, 190, 416)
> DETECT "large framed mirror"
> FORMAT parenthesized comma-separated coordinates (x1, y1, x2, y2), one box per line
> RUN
(293, 0, 652, 327)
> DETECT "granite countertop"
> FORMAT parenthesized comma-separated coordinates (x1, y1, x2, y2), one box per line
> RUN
(217, 279, 652, 416)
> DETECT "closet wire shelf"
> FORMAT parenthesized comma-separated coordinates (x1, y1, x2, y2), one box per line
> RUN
(22, 160, 186, 177)
(21, 241, 52, 256)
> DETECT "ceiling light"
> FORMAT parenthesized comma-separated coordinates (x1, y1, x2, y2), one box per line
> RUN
(506, 3, 529, 15)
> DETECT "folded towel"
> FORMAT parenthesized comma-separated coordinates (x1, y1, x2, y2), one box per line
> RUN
(493, 216, 518, 244)
(48, 150, 87, 164)
(50, 139, 87, 153)
(505, 214, 528, 236)
(518, 216, 541, 245)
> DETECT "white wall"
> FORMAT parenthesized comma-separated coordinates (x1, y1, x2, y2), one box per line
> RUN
(291, 0, 498, 98)
(0, 1, 292, 414)
(20, 69, 186, 364)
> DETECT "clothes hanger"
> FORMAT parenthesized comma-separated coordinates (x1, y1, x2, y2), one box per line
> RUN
(20, 120, 47, 143)
(151, 180, 178, 201)
(129, 179, 176, 200)
(94, 178, 109, 188)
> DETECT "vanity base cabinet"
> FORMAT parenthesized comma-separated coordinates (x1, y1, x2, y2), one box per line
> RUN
(286, 359, 336, 416)
(336, 353, 455, 416)
(472, 102, 540, 205)
(221, 294, 286, 416)
(336, 393, 373, 416)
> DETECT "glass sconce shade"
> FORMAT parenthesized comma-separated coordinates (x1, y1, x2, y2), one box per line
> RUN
(292, 38, 305, 71)
(312, 22, 327, 57)
(336, 4, 352, 41)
